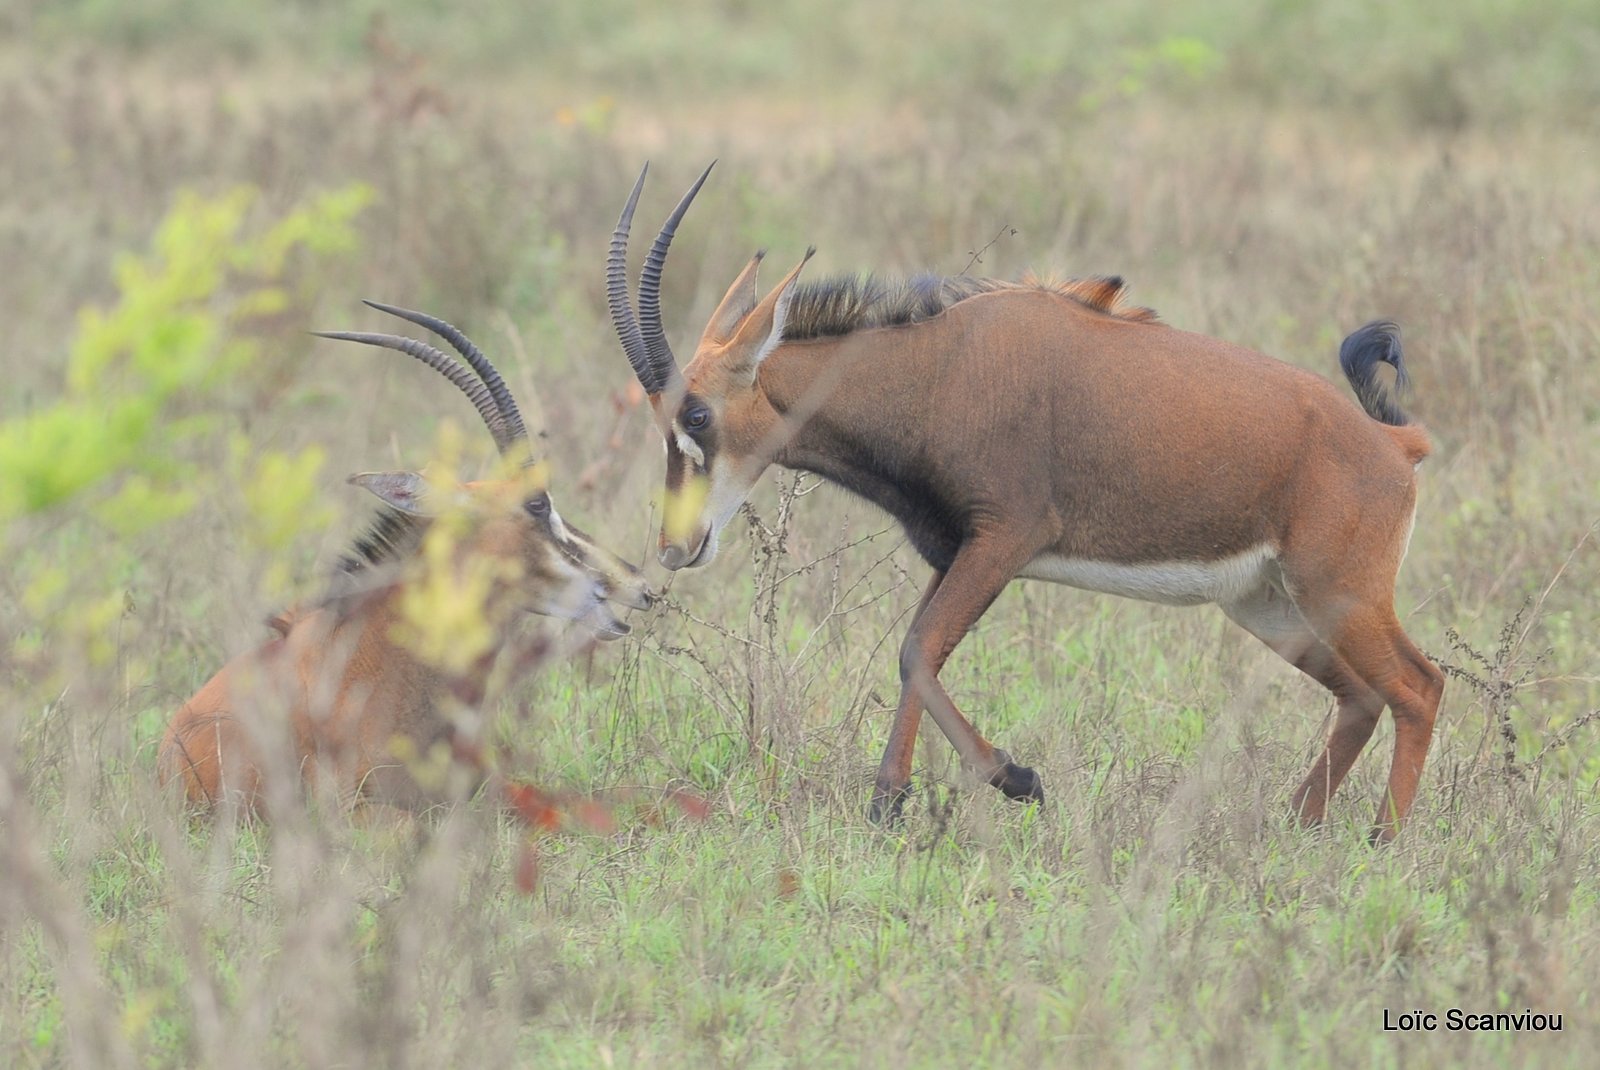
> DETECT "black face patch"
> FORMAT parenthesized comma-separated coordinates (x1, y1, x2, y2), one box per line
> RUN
(664, 437, 692, 494)
(677, 393, 714, 439)
(555, 519, 607, 579)
(667, 392, 719, 490)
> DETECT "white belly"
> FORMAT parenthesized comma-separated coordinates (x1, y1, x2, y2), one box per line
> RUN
(1016, 544, 1277, 607)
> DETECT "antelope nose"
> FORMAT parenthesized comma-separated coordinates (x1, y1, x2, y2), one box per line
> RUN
(618, 579, 656, 610)
(659, 544, 690, 571)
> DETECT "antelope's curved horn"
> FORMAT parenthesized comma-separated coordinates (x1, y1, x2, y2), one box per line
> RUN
(638, 160, 715, 394)
(608, 163, 657, 393)
(362, 301, 530, 448)
(312, 330, 515, 454)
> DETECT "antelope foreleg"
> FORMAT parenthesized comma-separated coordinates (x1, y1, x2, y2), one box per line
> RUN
(871, 537, 1045, 823)
(870, 571, 944, 824)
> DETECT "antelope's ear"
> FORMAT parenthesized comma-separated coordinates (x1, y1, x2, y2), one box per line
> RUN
(699, 251, 766, 348)
(348, 471, 433, 515)
(725, 247, 814, 384)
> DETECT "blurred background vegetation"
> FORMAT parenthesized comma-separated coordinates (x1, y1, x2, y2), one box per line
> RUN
(3, 1, 1598, 1066)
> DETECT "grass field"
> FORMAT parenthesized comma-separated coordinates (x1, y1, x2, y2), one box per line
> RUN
(4, 2, 1599, 1066)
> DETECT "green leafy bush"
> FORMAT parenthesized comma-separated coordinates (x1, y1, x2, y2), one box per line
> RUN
(3, 183, 369, 666)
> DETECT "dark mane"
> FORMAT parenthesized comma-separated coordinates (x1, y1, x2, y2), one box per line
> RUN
(324, 506, 425, 602)
(256, 507, 423, 631)
(780, 272, 1158, 342)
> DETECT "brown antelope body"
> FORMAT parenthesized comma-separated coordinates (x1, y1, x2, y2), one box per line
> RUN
(159, 304, 651, 814)
(607, 165, 1444, 841)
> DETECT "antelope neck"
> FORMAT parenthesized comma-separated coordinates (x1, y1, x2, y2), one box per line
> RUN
(760, 333, 967, 572)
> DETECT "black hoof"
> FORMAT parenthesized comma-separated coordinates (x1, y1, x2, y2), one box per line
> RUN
(988, 749, 1044, 804)
(868, 783, 912, 826)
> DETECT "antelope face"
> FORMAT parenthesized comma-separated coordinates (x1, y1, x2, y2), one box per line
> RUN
(495, 484, 653, 640)
(356, 471, 653, 640)
(321, 300, 653, 638)
(602, 162, 808, 571)
(656, 370, 778, 571)
(654, 251, 813, 571)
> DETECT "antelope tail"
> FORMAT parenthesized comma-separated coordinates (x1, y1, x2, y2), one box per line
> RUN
(1338, 320, 1413, 427)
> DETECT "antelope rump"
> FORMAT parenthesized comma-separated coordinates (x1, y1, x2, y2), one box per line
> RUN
(606, 163, 1443, 842)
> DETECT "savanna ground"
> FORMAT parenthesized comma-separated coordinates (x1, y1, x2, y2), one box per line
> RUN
(3, 1, 1599, 1066)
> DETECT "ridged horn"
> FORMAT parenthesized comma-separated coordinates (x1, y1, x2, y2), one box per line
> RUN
(638, 160, 715, 394)
(608, 163, 657, 393)
(312, 330, 516, 455)
(362, 300, 530, 448)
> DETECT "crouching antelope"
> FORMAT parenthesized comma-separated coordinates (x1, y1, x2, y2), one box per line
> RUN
(606, 164, 1444, 842)
(159, 302, 652, 815)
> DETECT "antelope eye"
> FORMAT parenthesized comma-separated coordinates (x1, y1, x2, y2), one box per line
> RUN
(683, 405, 711, 432)
(524, 493, 551, 518)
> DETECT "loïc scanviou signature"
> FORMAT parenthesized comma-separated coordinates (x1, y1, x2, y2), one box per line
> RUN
(1384, 1008, 1563, 1032)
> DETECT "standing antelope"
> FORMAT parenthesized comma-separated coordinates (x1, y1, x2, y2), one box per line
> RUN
(159, 302, 652, 814)
(606, 164, 1444, 841)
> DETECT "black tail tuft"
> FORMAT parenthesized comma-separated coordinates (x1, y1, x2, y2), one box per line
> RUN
(1339, 320, 1412, 426)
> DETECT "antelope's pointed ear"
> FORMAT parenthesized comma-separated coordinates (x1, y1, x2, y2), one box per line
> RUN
(725, 247, 814, 384)
(348, 471, 433, 516)
(699, 251, 766, 348)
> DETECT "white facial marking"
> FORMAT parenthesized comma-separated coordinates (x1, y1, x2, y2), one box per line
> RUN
(538, 531, 605, 622)
(673, 427, 705, 467)
(548, 505, 570, 543)
(1018, 544, 1277, 607)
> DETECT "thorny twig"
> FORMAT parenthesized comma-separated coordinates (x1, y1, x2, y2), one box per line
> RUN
(647, 471, 913, 767)
(754, 523, 896, 601)
(958, 224, 1018, 276)
(1438, 600, 1547, 782)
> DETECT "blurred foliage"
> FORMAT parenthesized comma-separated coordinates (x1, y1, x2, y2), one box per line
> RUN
(1, 185, 369, 522)
(392, 428, 514, 676)
(21, 0, 1600, 125)
(2, 183, 370, 664)
(1078, 36, 1223, 112)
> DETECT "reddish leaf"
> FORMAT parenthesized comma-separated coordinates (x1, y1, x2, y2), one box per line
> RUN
(667, 790, 712, 821)
(571, 799, 616, 836)
(504, 782, 562, 832)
